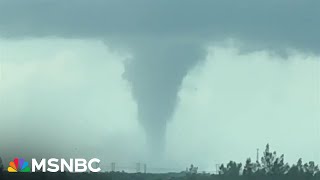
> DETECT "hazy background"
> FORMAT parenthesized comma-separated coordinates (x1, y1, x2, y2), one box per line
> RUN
(0, 0, 319, 172)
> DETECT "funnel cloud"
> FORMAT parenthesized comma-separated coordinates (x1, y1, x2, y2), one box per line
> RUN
(122, 39, 203, 156)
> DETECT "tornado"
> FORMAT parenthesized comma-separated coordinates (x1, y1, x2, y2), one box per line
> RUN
(1, 0, 319, 162)
(122, 39, 203, 157)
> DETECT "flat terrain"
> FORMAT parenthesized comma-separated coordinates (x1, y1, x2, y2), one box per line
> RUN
(1, 172, 320, 180)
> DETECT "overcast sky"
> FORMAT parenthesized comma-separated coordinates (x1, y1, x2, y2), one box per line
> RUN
(0, 0, 319, 172)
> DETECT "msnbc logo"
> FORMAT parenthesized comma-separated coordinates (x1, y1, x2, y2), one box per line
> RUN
(8, 158, 31, 172)
(7, 158, 101, 173)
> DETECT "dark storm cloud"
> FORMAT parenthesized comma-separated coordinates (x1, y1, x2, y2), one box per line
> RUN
(0, 0, 319, 51)
(1, 0, 319, 157)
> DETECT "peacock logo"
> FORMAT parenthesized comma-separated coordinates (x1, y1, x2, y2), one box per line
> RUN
(7, 158, 31, 172)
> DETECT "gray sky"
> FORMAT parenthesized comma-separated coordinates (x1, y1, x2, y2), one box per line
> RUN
(0, 0, 319, 172)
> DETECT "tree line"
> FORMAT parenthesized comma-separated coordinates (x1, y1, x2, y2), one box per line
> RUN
(218, 144, 320, 177)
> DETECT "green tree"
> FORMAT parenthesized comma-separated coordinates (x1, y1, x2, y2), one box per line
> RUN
(219, 161, 242, 176)
(260, 144, 289, 175)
